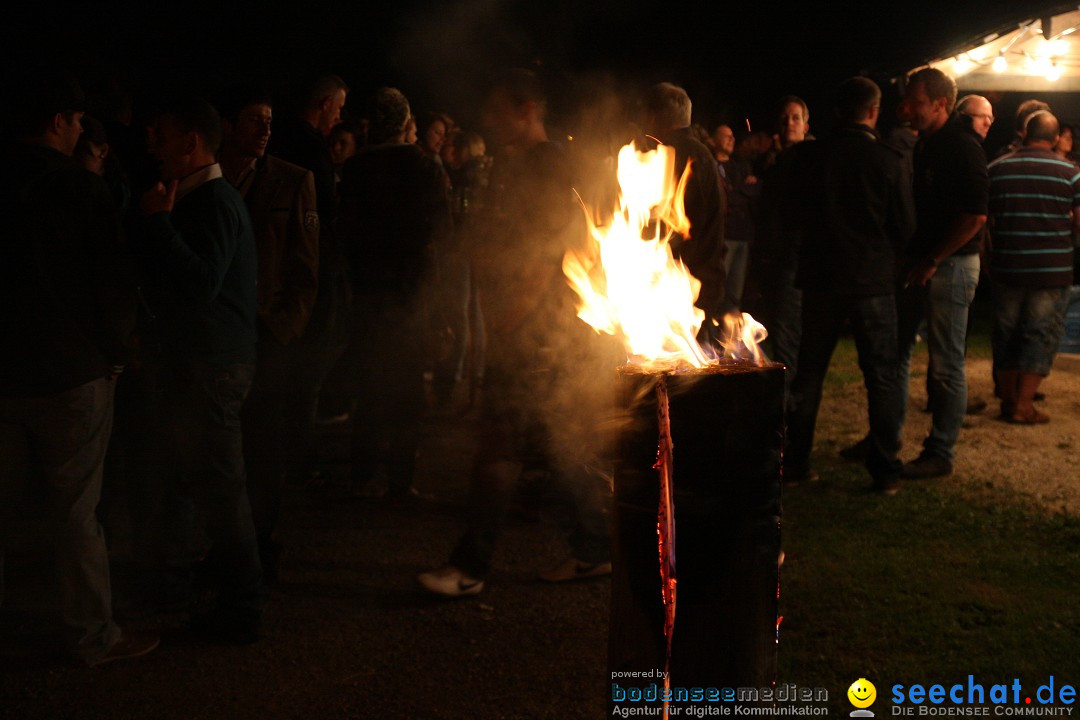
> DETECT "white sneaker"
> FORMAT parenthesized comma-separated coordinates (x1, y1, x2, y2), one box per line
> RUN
(538, 558, 612, 583)
(417, 565, 484, 597)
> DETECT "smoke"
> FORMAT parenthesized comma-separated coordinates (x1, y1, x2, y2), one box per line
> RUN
(390, 0, 537, 125)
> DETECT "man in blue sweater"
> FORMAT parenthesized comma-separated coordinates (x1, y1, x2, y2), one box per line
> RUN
(139, 97, 265, 643)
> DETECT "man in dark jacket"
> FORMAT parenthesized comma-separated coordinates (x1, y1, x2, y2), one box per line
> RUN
(267, 73, 351, 477)
(785, 77, 915, 495)
(0, 71, 155, 665)
(139, 97, 265, 642)
(641, 82, 727, 337)
(217, 84, 320, 581)
(335, 87, 451, 498)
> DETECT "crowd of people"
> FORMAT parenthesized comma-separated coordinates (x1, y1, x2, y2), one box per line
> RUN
(1, 62, 1076, 666)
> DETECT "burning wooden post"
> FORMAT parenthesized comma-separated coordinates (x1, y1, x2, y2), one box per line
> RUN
(563, 141, 783, 711)
(611, 364, 783, 693)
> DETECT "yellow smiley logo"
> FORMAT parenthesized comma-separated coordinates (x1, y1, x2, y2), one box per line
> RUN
(848, 678, 877, 708)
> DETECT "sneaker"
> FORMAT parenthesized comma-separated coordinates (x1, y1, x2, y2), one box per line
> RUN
(85, 631, 160, 667)
(417, 566, 484, 597)
(539, 558, 612, 583)
(872, 477, 902, 496)
(900, 453, 953, 479)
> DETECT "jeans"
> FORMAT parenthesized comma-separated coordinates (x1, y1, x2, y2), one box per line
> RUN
(787, 292, 903, 482)
(764, 278, 802, 395)
(898, 254, 980, 462)
(992, 284, 1069, 376)
(0, 377, 122, 663)
(722, 240, 750, 314)
(159, 360, 265, 619)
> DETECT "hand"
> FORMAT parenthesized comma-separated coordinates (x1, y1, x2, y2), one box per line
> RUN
(905, 258, 937, 287)
(141, 180, 177, 217)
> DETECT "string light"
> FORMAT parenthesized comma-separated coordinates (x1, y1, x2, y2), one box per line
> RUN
(993, 53, 1007, 72)
(953, 54, 976, 75)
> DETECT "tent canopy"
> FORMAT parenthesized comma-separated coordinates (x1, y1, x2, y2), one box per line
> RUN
(926, 6, 1080, 91)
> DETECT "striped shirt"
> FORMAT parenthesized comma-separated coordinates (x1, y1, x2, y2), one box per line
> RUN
(988, 146, 1078, 288)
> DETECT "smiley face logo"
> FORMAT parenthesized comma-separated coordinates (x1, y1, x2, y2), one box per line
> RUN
(848, 678, 877, 709)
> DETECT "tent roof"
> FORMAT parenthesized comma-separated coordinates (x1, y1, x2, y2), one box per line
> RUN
(925, 5, 1080, 91)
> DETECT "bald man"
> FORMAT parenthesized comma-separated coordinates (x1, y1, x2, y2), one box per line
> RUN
(956, 95, 994, 140)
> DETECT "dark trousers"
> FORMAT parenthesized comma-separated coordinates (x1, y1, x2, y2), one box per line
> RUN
(786, 292, 903, 482)
(297, 275, 353, 470)
(159, 360, 265, 619)
(449, 363, 611, 579)
(752, 273, 802, 394)
(244, 337, 310, 544)
(344, 297, 426, 495)
(0, 377, 121, 662)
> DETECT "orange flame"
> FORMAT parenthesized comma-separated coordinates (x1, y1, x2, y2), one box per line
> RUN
(565, 142, 768, 369)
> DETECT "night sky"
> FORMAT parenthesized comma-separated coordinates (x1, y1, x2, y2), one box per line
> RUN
(3, 1, 1061, 136)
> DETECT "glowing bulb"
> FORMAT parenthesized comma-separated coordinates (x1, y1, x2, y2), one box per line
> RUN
(1050, 38, 1070, 56)
(1047, 63, 1062, 81)
(993, 54, 1007, 72)
(953, 55, 975, 75)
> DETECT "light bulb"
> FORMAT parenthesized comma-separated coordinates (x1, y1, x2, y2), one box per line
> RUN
(993, 54, 1007, 73)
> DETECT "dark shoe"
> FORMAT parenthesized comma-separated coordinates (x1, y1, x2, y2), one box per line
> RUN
(782, 467, 818, 488)
(538, 558, 612, 582)
(192, 609, 263, 645)
(258, 539, 282, 587)
(966, 397, 987, 415)
(86, 631, 160, 667)
(872, 477, 902, 496)
(385, 486, 436, 504)
(1034, 391, 1046, 402)
(839, 437, 870, 461)
(901, 454, 953, 479)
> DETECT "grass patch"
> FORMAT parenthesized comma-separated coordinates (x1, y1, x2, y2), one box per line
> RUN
(777, 333, 1079, 712)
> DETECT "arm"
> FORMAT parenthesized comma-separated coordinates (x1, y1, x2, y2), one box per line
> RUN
(907, 136, 988, 286)
(905, 212, 986, 286)
(141, 181, 240, 307)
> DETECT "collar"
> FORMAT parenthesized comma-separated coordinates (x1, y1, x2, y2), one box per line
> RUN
(840, 123, 880, 141)
(175, 163, 223, 202)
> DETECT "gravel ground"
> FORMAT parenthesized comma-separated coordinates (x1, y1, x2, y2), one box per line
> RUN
(815, 350, 1080, 513)
(1, 351, 1076, 719)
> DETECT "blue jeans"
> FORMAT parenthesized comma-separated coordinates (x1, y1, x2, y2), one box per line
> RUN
(0, 377, 122, 663)
(160, 360, 265, 620)
(898, 254, 980, 462)
(787, 292, 903, 482)
(992, 285, 1069, 376)
(722, 240, 750, 314)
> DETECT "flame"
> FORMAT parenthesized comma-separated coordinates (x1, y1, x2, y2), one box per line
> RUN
(719, 312, 768, 364)
(564, 141, 768, 369)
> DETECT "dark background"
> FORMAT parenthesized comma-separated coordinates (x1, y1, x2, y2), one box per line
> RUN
(2, 0, 1066, 144)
